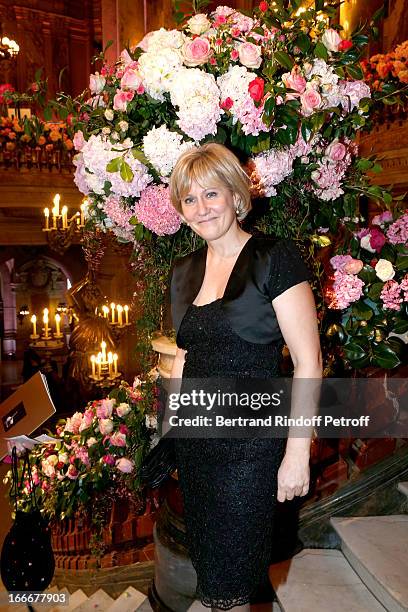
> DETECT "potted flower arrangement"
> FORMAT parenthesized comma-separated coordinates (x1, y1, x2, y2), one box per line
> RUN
(4, 379, 160, 566)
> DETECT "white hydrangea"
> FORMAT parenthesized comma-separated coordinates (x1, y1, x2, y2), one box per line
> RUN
(169, 68, 222, 141)
(139, 48, 183, 101)
(307, 59, 339, 86)
(143, 125, 195, 176)
(140, 28, 186, 52)
(218, 65, 255, 119)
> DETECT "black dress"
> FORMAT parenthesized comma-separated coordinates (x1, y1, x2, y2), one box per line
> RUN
(173, 238, 311, 610)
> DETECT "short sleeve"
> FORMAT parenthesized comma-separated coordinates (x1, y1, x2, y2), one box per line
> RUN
(268, 239, 312, 301)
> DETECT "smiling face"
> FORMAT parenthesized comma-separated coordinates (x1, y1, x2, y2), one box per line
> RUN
(181, 180, 238, 241)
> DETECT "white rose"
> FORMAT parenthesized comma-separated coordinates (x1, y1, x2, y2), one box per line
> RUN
(87, 437, 98, 447)
(89, 72, 106, 94)
(116, 402, 131, 417)
(360, 234, 375, 253)
(321, 28, 342, 53)
(118, 121, 128, 132)
(102, 126, 111, 135)
(104, 109, 114, 121)
(375, 259, 395, 282)
(238, 42, 262, 69)
(187, 13, 211, 35)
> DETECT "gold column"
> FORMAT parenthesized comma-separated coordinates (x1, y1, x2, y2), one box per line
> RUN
(339, 0, 383, 39)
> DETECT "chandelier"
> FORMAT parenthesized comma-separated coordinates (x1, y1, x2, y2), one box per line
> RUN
(42, 193, 87, 253)
(0, 26, 19, 60)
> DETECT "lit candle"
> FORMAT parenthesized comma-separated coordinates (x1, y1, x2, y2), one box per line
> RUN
(61, 205, 68, 229)
(43, 308, 49, 338)
(31, 314, 37, 337)
(52, 207, 57, 229)
(110, 302, 116, 324)
(80, 201, 87, 226)
(102, 305, 109, 319)
(124, 305, 129, 325)
(76, 214, 80, 226)
(55, 313, 61, 336)
(53, 194, 60, 217)
(117, 304, 123, 326)
(101, 341, 107, 362)
(108, 352, 113, 377)
(90, 354, 96, 378)
(44, 208, 49, 230)
(96, 354, 102, 379)
(113, 353, 118, 375)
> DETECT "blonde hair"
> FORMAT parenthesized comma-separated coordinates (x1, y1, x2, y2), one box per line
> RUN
(169, 143, 252, 222)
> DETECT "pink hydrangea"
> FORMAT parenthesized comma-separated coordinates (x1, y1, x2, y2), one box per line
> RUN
(252, 148, 294, 197)
(329, 270, 365, 309)
(339, 79, 371, 111)
(234, 96, 268, 136)
(330, 254, 353, 271)
(400, 274, 408, 302)
(380, 280, 402, 311)
(73, 154, 90, 195)
(386, 212, 408, 245)
(74, 446, 90, 467)
(372, 211, 393, 226)
(135, 185, 181, 235)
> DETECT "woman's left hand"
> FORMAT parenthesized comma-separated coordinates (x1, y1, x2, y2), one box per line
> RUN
(277, 453, 310, 502)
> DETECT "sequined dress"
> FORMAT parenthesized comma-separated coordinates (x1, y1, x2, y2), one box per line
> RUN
(175, 300, 287, 610)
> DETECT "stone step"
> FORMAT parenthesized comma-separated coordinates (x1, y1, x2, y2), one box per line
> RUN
(331, 515, 408, 612)
(397, 481, 408, 498)
(58, 589, 88, 612)
(269, 548, 386, 612)
(70, 588, 114, 612)
(107, 586, 147, 612)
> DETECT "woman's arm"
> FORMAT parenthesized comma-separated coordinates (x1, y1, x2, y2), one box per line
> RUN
(272, 280, 323, 501)
(162, 347, 186, 435)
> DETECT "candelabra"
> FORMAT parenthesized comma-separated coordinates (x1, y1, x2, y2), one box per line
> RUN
(96, 302, 131, 328)
(30, 308, 65, 347)
(42, 194, 88, 254)
(89, 341, 121, 385)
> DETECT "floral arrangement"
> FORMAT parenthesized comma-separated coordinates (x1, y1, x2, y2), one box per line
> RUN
(43, 0, 407, 372)
(362, 40, 408, 90)
(324, 209, 408, 369)
(0, 116, 74, 160)
(4, 379, 159, 523)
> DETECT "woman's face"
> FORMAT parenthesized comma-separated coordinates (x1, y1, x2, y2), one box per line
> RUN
(180, 180, 238, 241)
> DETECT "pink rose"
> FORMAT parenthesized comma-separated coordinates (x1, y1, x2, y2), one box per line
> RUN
(89, 72, 106, 94)
(301, 88, 322, 115)
(343, 258, 364, 275)
(113, 89, 134, 111)
(116, 458, 134, 473)
(120, 68, 143, 91)
(238, 42, 262, 69)
(98, 418, 114, 435)
(182, 37, 212, 67)
(282, 69, 306, 94)
(67, 465, 79, 480)
(120, 48, 134, 66)
(96, 399, 114, 419)
(73, 130, 85, 152)
(231, 49, 239, 61)
(79, 408, 94, 431)
(102, 454, 116, 466)
(325, 140, 347, 161)
(110, 431, 127, 447)
(372, 211, 393, 226)
(370, 227, 386, 253)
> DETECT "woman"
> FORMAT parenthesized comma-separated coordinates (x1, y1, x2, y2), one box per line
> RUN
(167, 143, 322, 611)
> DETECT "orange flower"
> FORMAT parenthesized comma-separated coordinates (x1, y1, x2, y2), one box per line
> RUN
(37, 135, 46, 145)
(64, 139, 73, 150)
(49, 130, 62, 142)
(8, 132, 16, 140)
(6, 142, 16, 151)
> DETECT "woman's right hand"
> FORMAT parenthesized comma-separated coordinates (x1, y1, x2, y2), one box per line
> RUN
(277, 452, 310, 502)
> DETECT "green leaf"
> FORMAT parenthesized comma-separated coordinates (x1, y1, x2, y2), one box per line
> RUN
(106, 157, 123, 173)
(392, 319, 408, 334)
(367, 282, 384, 301)
(43, 106, 52, 121)
(351, 301, 374, 321)
(314, 41, 328, 61)
(274, 50, 294, 70)
(131, 148, 150, 165)
(346, 64, 364, 80)
(343, 341, 368, 362)
(372, 342, 401, 369)
(315, 0, 324, 11)
(120, 161, 134, 182)
(370, 5, 385, 24)
(395, 255, 408, 271)
(294, 33, 310, 54)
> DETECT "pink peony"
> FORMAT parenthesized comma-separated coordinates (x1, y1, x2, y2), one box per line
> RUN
(113, 89, 134, 111)
(110, 431, 127, 447)
(79, 408, 94, 432)
(135, 185, 181, 236)
(238, 42, 262, 69)
(369, 227, 386, 252)
(325, 140, 347, 161)
(116, 458, 134, 473)
(64, 412, 83, 434)
(301, 88, 322, 115)
(182, 37, 212, 67)
(96, 398, 115, 419)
